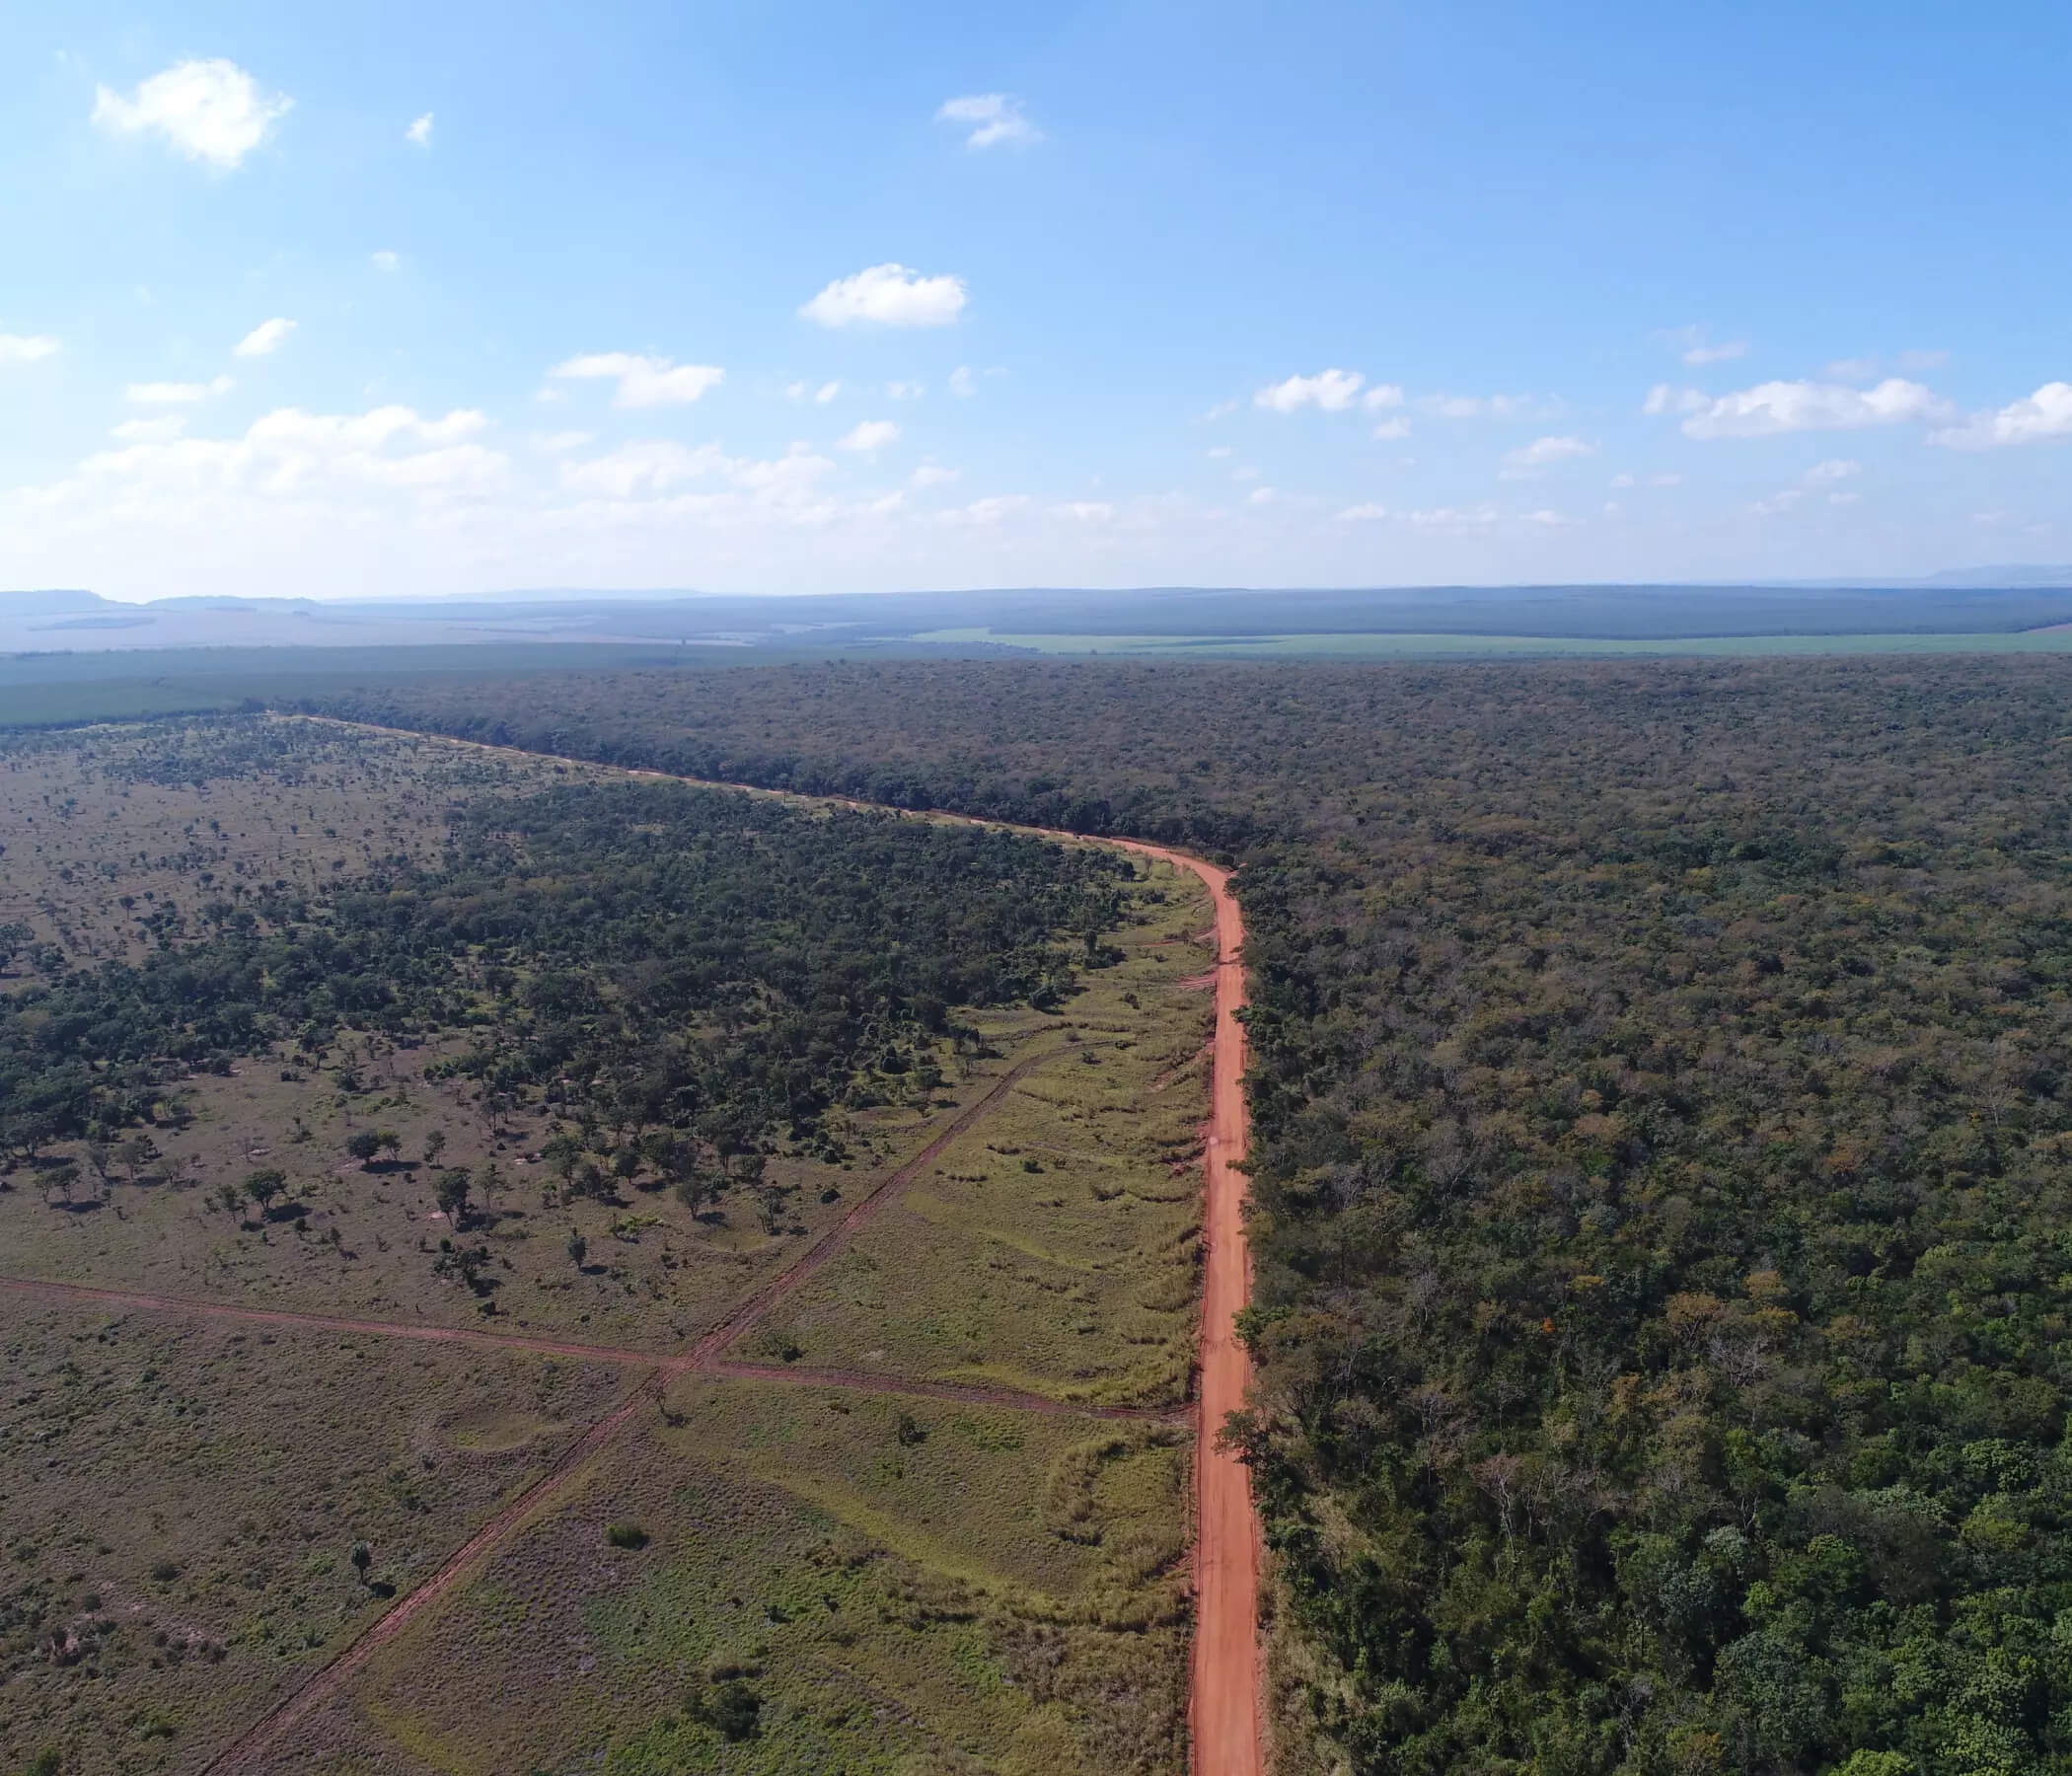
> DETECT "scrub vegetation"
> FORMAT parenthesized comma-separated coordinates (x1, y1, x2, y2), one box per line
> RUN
(0, 715, 1210, 1775)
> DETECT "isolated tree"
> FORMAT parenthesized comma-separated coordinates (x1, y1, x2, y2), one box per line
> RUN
(114, 1134, 160, 1187)
(435, 1166, 473, 1227)
(244, 1168, 286, 1216)
(566, 1231, 588, 1268)
(475, 1159, 503, 1217)
(38, 1159, 80, 1208)
(344, 1130, 382, 1169)
(422, 1129, 447, 1168)
(373, 1128, 403, 1163)
(215, 1181, 247, 1221)
(349, 1541, 372, 1588)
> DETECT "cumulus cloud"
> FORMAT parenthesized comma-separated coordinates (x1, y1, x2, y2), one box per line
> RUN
(939, 494, 1032, 527)
(233, 317, 296, 357)
(1806, 458, 1861, 481)
(1930, 382, 2072, 450)
(936, 94, 1039, 149)
(785, 380, 842, 405)
(1337, 502, 1389, 521)
(111, 416, 185, 443)
(911, 464, 960, 488)
(549, 353, 725, 407)
(1643, 384, 1708, 417)
(1370, 417, 1411, 441)
(1408, 504, 1502, 529)
(1661, 327, 1747, 366)
(1364, 384, 1405, 411)
(371, 251, 401, 272)
(1246, 486, 1277, 506)
(949, 366, 977, 399)
(801, 263, 966, 329)
(1055, 500, 1114, 522)
(1502, 434, 1595, 475)
(126, 376, 232, 405)
(93, 58, 290, 170)
(0, 333, 60, 365)
(1680, 378, 1949, 439)
(407, 112, 433, 147)
(1256, 369, 1365, 413)
(837, 419, 900, 453)
(886, 380, 924, 401)
(559, 440, 731, 498)
(1420, 393, 1553, 420)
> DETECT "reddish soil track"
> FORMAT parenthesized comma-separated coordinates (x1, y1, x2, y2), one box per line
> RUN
(711, 1360, 1186, 1423)
(0, 1273, 666, 1369)
(689, 1047, 1059, 1365)
(202, 1372, 663, 1775)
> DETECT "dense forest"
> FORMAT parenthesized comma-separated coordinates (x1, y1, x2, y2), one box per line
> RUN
(285, 657, 2072, 1775)
(0, 748, 1132, 1204)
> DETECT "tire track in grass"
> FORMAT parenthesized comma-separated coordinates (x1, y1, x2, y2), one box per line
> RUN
(202, 1371, 661, 1775)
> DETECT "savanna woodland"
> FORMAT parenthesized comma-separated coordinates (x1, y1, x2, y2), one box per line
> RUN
(274, 653, 2072, 1776)
(6, 655, 2072, 1776)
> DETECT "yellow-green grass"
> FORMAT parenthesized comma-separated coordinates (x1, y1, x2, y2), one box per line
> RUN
(735, 861, 1216, 1407)
(271, 1374, 1191, 1776)
(0, 1305, 629, 1776)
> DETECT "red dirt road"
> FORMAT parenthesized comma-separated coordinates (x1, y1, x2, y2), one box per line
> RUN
(1115, 844, 1261, 1776)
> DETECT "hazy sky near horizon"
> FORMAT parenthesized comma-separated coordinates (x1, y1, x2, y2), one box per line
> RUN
(2, 1, 2069, 601)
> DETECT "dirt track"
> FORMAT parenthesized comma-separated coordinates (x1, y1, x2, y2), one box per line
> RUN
(24, 716, 1264, 1776)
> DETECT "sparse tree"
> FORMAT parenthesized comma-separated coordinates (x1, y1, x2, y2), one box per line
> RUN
(344, 1130, 382, 1169)
(244, 1168, 286, 1216)
(566, 1231, 588, 1268)
(422, 1129, 447, 1168)
(349, 1541, 372, 1587)
(435, 1166, 473, 1227)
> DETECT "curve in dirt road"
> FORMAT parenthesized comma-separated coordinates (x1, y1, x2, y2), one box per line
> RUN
(278, 718, 1265, 1776)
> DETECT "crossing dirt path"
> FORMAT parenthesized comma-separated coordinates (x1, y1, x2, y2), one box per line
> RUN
(13, 715, 1265, 1776)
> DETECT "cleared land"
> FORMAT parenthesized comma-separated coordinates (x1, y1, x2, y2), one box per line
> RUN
(0, 717, 1236, 1776)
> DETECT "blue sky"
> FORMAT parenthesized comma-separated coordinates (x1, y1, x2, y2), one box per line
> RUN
(2, 0, 2068, 600)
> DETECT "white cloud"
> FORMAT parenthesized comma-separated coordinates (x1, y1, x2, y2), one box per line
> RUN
(549, 352, 725, 408)
(1652, 473, 1684, 486)
(801, 263, 966, 329)
(1681, 378, 1949, 439)
(939, 494, 1032, 527)
(407, 112, 433, 147)
(1420, 393, 1552, 420)
(785, 380, 843, 405)
(948, 366, 977, 399)
(0, 333, 60, 365)
(1827, 490, 1861, 506)
(1643, 384, 1708, 417)
(371, 250, 401, 272)
(1930, 382, 2072, 450)
(1750, 488, 1807, 516)
(1684, 340, 1747, 365)
(911, 464, 960, 488)
(92, 58, 290, 170)
(837, 419, 900, 452)
(1200, 399, 1239, 421)
(1502, 434, 1595, 475)
(1363, 384, 1405, 411)
(1246, 486, 1277, 506)
(111, 416, 185, 443)
(232, 317, 296, 358)
(1523, 509, 1575, 526)
(1055, 500, 1114, 522)
(1806, 458, 1861, 482)
(1205, 446, 1232, 460)
(1608, 472, 1635, 489)
(126, 376, 232, 405)
(533, 431, 592, 452)
(1823, 357, 1882, 383)
(1408, 504, 1502, 529)
(1337, 502, 1389, 521)
(1256, 368, 1364, 413)
(936, 94, 1039, 149)
(560, 440, 730, 498)
(1369, 416, 1411, 441)
(887, 380, 924, 401)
